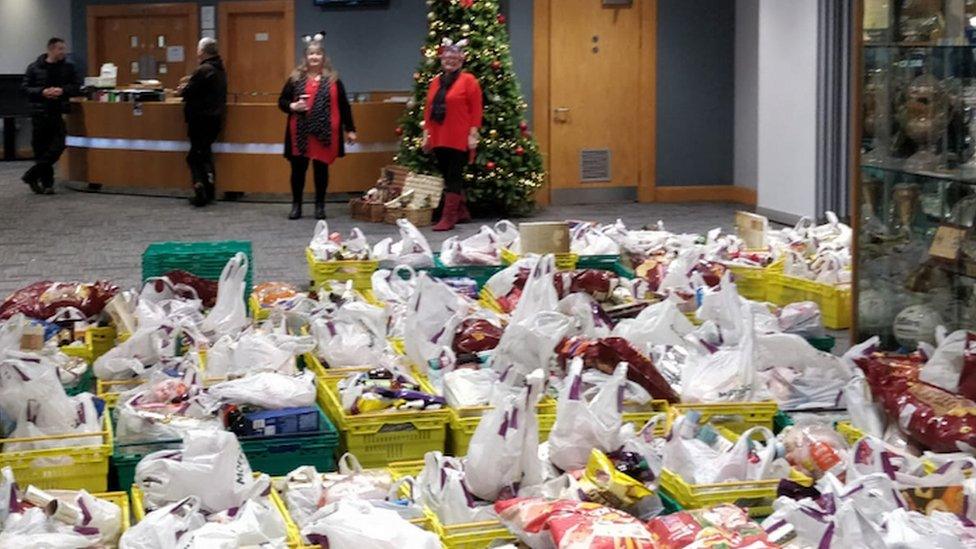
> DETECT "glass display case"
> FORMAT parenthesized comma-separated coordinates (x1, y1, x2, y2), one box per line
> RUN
(854, 0, 976, 349)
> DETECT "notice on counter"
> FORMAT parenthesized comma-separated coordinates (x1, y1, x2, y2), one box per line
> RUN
(255, 32, 269, 42)
(166, 46, 185, 63)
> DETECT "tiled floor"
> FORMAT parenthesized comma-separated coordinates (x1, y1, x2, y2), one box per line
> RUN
(0, 160, 742, 295)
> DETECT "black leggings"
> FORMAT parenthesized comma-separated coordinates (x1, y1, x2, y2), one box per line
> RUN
(433, 147, 467, 194)
(289, 156, 329, 204)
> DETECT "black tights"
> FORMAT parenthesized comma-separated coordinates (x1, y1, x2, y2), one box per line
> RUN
(433, 147, 467, 194)
(289, 156, 329, 204)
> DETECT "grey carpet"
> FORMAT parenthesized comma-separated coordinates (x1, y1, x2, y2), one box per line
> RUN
(0, 160, 743, 295)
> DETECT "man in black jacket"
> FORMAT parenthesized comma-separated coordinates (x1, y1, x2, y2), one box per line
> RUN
(178, 37, 227, 207)
(21, 37, 81, 194)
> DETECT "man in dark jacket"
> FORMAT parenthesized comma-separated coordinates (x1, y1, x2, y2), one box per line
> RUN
(178, 37, 227, 207)
(21, 37, 81, 194)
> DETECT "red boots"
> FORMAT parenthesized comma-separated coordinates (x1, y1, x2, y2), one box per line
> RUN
(457, 192, 472, 223)
(433, 192, 462, 231)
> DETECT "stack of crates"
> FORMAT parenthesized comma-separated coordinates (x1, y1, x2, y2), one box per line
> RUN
(142, 240, 254, 303)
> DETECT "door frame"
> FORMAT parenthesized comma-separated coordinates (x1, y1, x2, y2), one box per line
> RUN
(532, 0, 657, 205)
(217, 0, 296, 95)
(87, 3, 199, 76)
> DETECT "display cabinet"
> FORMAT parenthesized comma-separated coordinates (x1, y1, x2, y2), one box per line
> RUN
(854, 0, 976, 348)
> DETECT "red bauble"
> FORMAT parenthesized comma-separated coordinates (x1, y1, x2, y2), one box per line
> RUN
(491, 60, 502, 71)
(486, 161, 496, 170)
(515, 146, 525, 156)
(395, 126, 403, 136)
(518, 120, 528, 131)
(497, 14, 507, 24)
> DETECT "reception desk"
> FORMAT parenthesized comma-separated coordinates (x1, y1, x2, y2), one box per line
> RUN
(62, 100, 404, 195)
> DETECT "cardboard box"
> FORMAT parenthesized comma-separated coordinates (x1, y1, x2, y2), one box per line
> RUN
(734, 211, 768, 249)
(241, 406, 320, 437)
(519, 222, 570, 254)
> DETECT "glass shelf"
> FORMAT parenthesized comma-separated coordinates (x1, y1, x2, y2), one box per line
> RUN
(865, 42, 976, 49)
(861, 161, 976, 185)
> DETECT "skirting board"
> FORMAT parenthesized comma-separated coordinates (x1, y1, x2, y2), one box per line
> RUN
(653, 185, 757, 206)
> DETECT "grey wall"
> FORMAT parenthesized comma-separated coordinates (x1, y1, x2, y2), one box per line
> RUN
(656, 0, 735, 187)
(68, 0, 534, 109)
(1, 0, 73, 73)
(734, 0, 759, 190)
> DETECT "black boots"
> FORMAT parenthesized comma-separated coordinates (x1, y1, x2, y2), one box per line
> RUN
(315, 203, 326, 220)
(190, 182, 208, 207)
(289, 203, 302, 220)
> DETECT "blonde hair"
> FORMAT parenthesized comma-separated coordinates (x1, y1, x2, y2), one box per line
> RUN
(290, 42, 337, 83)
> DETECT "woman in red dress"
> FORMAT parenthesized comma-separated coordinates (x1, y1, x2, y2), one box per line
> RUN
(278, 41, 356, 220)
(423, 40, 483, 231)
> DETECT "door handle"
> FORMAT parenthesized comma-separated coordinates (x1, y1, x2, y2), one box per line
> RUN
(554, 107, 570, 124)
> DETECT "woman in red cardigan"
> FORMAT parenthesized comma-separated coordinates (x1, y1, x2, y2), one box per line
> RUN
(423, 39, 483, 231)
(278, 40, 356, 220)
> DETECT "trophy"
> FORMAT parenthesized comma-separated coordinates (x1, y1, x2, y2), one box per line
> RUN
(899, 0, 946, 43)
(892, 182, 921, 235)
(900, 73, 949, 171)
(863, 69, 893, 166)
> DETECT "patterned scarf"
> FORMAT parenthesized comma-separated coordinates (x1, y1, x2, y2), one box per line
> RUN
(295, 74, 332, 155)
(430, 70, 460, 124)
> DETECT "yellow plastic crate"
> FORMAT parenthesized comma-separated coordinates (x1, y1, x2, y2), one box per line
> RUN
(834, 421, 864, 446)
(59, 325, 119, 364)
(500, 249, 578, 271)
(660, 427, 813, 517)
(671, 402, 778, 434)
(249, 294, 270, 321)
(447, 398, 557, 456)
(623, 399, 671, 435)
(97, 491, 132, 541)
(426, 507, 515, 549)
(306, 248, 378, 291)
(0, 413, 113, 492)
(766, 272, 851, 330)
(316, 376, 448, 469)
(477, 287, 505, 314)
(726, 264, 767, 302)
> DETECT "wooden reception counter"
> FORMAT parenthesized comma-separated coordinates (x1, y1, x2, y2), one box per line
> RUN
(62, 100, 404, 195)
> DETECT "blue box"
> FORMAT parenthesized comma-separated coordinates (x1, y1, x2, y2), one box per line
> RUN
(242, 406, 320, 437)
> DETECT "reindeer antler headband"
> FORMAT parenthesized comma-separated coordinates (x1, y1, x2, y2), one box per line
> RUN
(438, 37, 469, 55)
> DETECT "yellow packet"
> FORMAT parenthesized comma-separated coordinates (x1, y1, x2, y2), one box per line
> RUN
(578, 449, 660, 520)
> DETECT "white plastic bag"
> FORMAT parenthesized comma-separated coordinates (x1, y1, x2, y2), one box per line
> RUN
(403, 274, 469, 369)
(570, 222, 620, 255)
(611, 297, 695, 351)
(178, 498, 288, 549)
(207, 370, 316, 409)
(201, 253, 249, 338)
(681, 304, 762, 403)
(919, 327, 969, 393)
(372, 219, 435, 268)
(547, 359, 627, 472)
(755, 332, 852, 410)
(205, 330, 313, 379)
(300, 499, 440, 549)
(440, 225, 502, 266)
(494, 220, 521, 253)
(511, 255, 559, 325)
(135, 430, 268, 513)
(119, 496, 207, 549)
(417, 452, 495, 525)
(557, 293, 612, 339)
(443, 368, 498, 407)
(491, 311, 572, 383)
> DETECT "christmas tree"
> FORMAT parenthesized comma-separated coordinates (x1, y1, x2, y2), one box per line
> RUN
(394, 0, 545, 217)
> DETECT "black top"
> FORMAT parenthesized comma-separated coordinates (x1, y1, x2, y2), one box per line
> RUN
(277, 76, 356, 159)
(21, 54, 81, 115)
(180, 55, 228, 121)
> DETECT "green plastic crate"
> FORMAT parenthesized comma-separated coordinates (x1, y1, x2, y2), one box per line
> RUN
(64, 367, 95, 397)
(430, 253, 505, 289)
(773, 410, 794, 434)
(142, 240, 254, 300)
(576, 254, 621, 271)
(111, 407, 338, 490)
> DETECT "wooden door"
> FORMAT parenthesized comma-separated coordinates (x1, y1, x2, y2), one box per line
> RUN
(88, 4, 198, 89)
(534, 0, 656, 202)
(219, 1, 295, 104)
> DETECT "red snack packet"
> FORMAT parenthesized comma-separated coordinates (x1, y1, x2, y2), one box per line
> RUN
(453, 318, 503, 353)
(858, 352, 976, 452)
(647, 504, 776, 549)
(557, 270, 619, 301)
(495, 498, 655, 549)
(557, 336, 680, 403)
(163, 270, 219, 308)
(0, 280, 119, 320)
